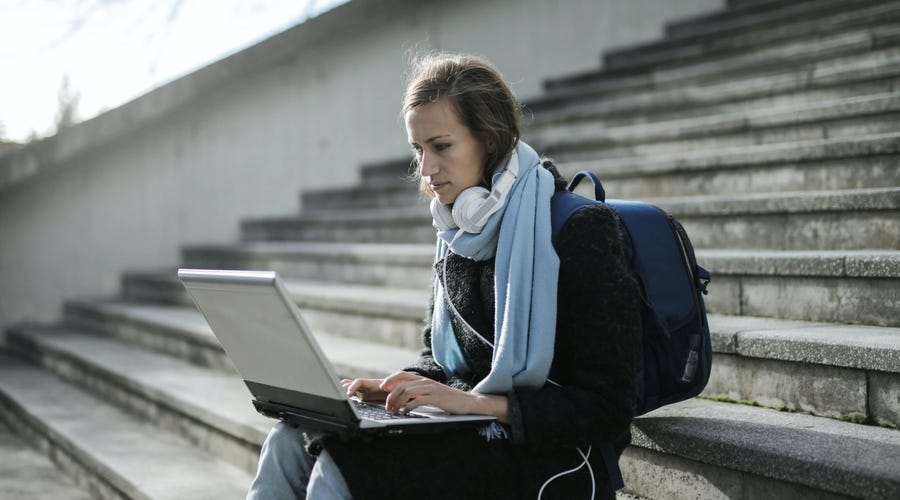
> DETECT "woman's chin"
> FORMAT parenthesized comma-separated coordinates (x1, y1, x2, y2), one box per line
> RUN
(434, 193, 458, 206)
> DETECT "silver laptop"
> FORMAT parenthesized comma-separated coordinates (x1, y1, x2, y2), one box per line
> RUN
(177, 269, 495, 437)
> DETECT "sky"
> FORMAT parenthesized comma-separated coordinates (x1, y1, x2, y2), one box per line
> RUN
(0, 0, 349, 143)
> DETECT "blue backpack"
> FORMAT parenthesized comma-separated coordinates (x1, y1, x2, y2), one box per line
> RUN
(550, 170, 712, 490)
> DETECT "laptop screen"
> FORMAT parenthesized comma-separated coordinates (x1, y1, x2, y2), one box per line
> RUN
(178, 269, 346, 402)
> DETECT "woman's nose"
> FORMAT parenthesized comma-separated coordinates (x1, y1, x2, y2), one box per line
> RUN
(419, 153, 438, 176)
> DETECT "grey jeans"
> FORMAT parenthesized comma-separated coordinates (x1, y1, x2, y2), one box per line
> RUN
(246, 421, 353, 500)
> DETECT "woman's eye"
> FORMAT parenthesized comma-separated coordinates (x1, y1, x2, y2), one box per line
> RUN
(435, 143, 450, 152)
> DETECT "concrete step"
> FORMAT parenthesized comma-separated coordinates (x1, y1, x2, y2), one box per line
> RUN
(528, 92, 900, 161)
(6, 324, 271, 475)
(661, 187, 900, 250)
(555, 132, 900, 198)
(0, 417, 92, 500)
(240, 188, 900, 250)
(301, 182, 420, 212)
(234, 208, 432, 245)
(121, 270, 187, 306)
(528, 44, 900, 124)
(0, 355, 252, 500)
(547, 11, 900, 96)
(596, 154, 898, 199)
(663, 0, 881, 41)
(182, 241, 434, 288)
(701, 249, 900, 327)
(120, 272, 428, 349)
(66, 298, 236, 372)
(704, 315, 900, 427)
(121, 271, 422, 318)
(63, 299, 420, 377)
(241, 205, 435, 244)
(137, 241, 900, 328)
(140, 243, 900, 332)
(601, 0, 898, 73)
(358, 158, 415, 189)
(539, 23, 900, 106)
(527, 78, 897, 160)
(123, 271, 428, 349)
(727, 0, 784, 9)
(623, 398, 900, 499)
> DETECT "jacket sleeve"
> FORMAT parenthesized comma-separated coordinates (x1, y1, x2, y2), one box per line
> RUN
(507, 204, 640, 449)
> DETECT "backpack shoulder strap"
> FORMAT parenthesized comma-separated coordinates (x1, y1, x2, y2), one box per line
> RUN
(550, 190, 600, 244)
(550, 170, 605, 245)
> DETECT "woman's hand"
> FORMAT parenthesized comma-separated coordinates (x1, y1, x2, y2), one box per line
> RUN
(381, 372, 509, 423)
(341, 371, 425, 402)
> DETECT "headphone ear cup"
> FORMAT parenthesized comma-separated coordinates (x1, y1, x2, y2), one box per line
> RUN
(430, 197, 457, 231)
(452, 186, 492, 234)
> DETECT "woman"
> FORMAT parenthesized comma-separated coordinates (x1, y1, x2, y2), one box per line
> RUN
(247, 53, 640, 500)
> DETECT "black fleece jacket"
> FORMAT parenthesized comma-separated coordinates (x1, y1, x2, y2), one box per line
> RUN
(321, 163, 641, 500)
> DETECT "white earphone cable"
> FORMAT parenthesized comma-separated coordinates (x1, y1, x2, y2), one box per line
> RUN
(537, 445, 594, 500)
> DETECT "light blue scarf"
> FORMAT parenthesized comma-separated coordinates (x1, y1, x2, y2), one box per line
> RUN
(431, 140, 560, 395)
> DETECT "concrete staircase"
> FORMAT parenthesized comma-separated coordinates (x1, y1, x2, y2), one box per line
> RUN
(1, 0, 899, 498)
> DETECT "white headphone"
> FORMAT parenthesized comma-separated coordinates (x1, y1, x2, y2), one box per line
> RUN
(430, 149, 520, 234)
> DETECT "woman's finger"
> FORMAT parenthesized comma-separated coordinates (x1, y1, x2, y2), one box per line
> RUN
(346, 378, 380, 397)
(399, 393, 435, 413)
(380, 371, 421, 392)
(387, 380, 441, 412)
(385, 380, 424, 412)
(345, 378, 363, 395)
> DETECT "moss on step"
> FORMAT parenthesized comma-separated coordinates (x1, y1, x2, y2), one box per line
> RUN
(836, 413, 871, 425)
(704, 395, 795, 413)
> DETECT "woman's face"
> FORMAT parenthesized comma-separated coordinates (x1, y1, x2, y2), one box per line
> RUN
(405, 98, 487, 205)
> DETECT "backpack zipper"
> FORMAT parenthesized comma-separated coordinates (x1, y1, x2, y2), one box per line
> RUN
(666, 214, 704, 384)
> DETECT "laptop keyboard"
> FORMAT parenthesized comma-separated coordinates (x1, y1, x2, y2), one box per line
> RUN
(353, 400, 426, 420)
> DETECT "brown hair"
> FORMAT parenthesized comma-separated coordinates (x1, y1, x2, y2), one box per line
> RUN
(402, 52, 521, 196)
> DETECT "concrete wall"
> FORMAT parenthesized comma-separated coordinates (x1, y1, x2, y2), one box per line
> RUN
(0, 0, 722, 331)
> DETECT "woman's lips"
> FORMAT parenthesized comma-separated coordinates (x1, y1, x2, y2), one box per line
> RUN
(430, 182, 449, 192)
